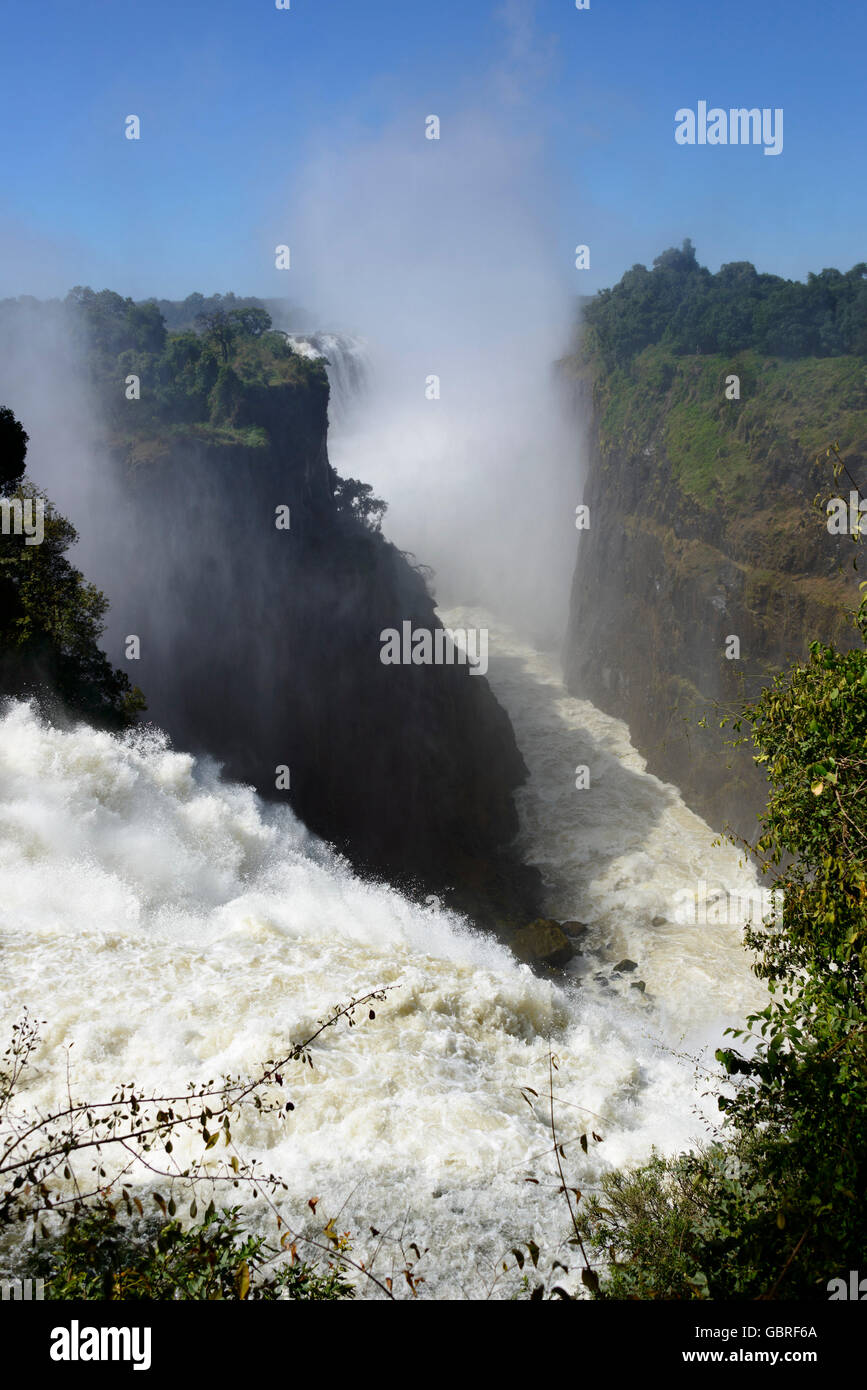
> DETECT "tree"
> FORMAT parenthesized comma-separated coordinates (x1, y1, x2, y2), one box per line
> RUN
(208, 363, 244, 426)
(194, 308, 238, 362)
(126, 299, 167, 355)
(65, 288, 167, 361)
(329, 468, 387, 531)
(575, 593, 867, 1299)
(0, 407, 144, 728)
(710, 593, 867, 1295)
(227, 305, 272, 338)
(0, 406, 28, 495)
(582, 247, 867, 365)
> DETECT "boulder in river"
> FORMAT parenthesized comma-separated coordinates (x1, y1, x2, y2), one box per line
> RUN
(612, 958, 638, 974)
(560, 920, 589, 940)
(512, 919, 576, 969)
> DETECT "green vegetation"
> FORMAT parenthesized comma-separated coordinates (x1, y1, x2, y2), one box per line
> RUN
(0, 408, 144, 727)
(62, 286, 327, 455)
(328, 467, 387, 531)
(583, 239, 867, 370)
(0, 406, 28, 493)
(65, 287, 389, 528)
(582, 342, 867, 511)
(0, 996, 396, 1301)
(566, 593, 867, 1299)
(576, 243, 867, 511)
(147, 291, 281, 336)
(563, 245, 866, 841)
(30, 1205, 354, 1301)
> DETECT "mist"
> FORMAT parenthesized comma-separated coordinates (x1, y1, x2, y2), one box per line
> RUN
(0, 4, 586, 660)
(0, 299, 119, 600)
(285, 32, 585, 646)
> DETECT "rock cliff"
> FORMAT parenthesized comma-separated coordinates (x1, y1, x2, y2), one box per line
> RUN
(562, 343, 865, 838)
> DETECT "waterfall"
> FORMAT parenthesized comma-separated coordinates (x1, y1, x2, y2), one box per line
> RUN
(284, 332, 371, 429)
(0, 639, 762, 1296)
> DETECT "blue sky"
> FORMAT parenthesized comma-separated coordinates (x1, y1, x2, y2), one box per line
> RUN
(1, 0, 864, 306)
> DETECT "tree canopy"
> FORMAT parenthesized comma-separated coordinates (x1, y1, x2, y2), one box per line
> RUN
(0, 406, 28, 495)
(582, 241, 867, 367)
(0, 407, 144, 728)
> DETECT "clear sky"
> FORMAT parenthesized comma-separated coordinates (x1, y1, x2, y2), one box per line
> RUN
(1, 0, 864, 304)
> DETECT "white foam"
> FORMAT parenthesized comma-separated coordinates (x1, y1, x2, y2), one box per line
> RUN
(0, 668, 762, 1297)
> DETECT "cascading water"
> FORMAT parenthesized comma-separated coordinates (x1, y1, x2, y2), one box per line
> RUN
(448, 608, 767, 1025)
(283, 332, 371, 429)
(0, 307, 768, 1296)
(0, 616, 763, 1296)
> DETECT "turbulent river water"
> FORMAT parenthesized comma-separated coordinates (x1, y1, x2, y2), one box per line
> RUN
(0, 613, 765, 1298)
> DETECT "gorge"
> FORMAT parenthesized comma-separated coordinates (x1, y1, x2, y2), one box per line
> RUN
(1, 245, 864, 1297)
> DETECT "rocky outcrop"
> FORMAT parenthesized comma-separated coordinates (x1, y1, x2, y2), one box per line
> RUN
(511, 919, 576, 970)
(108, 363, 540, 925)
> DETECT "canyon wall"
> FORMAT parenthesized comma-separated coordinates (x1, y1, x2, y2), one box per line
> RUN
(105, 349, 540, 924)
(563, 344, 866, 839)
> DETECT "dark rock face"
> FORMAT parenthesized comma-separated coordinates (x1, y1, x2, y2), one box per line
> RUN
(561, 920, 589, 940)
(109, 373, 540, 925)
(563, 368, 862, 840)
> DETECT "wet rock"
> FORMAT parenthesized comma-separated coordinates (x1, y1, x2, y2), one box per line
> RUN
(561, 920, 589, 940)
(612, 958, 638, 974)
(512, 919, 576, 969)
(630, 980, 647, 993)
(651, 915, 667, 927)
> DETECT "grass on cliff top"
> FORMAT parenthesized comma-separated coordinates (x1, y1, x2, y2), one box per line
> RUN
(121, 422, 271, 469)
(580, 343, 867, 510)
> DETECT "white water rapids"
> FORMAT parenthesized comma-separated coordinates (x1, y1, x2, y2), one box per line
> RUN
(0, 615, 765, 1298)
